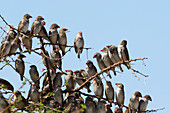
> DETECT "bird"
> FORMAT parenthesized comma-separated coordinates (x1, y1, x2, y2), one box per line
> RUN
(0, 32, 13, 59)
(105, 104, 113, 113)
(29, 65, 40, 89)
(114, 107, 122, 113)
(105, 81, 114, 106)
(79, 69, 89, 79)
(53, 86, 63, 107)
(128, 91, 142, 113)
(86, 60, 97, 78)
(118, 40, 130, 69)
(85, 96, 96, 113)
(18, 14, 32, 34)
(138, 95, 152, 113)
(115, 83, 125, 110)
(93, 52, 111, 78)
(30, 16, 44, 38)
(0, 92, 11, 113)
(27, 83, 40, 103)
(22, 30, 32, 52)
(101, 47, 116, 76)
(73, 70, 91, 93)
(16, 14, 32, 39)
(74, 32, 84, 58)
(6, 26, 17, 41)
(15, 54, 26, 81)
(65, 70, 75, 91)
(53, 72, 63, 88)
(0, 78, 14, 91)
(41, 50, 56, 72)
(58, 28, 68, 56)
(50, 46, 62, 70)
(38, 21, 49, 41)
(106, 45, 123, 72)
(97, 100, 107, 113)
(49, 24, 60, 44)
(93, 77, 103, 100)
(14, 91, 27, 109)
(9, 36, 21, 55)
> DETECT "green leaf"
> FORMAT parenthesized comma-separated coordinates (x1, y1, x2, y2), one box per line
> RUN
(64, 80, 69, 86)
(80, 104, 87, 109)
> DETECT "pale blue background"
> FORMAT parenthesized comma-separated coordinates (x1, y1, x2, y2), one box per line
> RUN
(0, 0, 169, 112)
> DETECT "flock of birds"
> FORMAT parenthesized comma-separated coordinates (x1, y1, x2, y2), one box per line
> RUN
(0, 14, 152, 113)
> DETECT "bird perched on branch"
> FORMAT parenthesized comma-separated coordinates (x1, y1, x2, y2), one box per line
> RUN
(15, 54, 26, 81)
(9, 36, 21, 55)
(14, 91, 28, 109)
(93, 52, 111, 78)
(58, 28, 68, 56)
(118, 40, 130, 69)
(29, 65, 40, 89)
(74, 32, 84, 59)
(17, 14, 32, 37)
(38, 21, 49, 41)
(0, 92, 11, 113)
(93, 77, 103, 101)
(106, 45, 123, 72)
(22, 30, 32, 53)
(30, 16, 44, 38)
(138, 95, 152, 113)
(50, 46, 62, 70)
(73, 70, 91, 93)
(105, 81, 114, 106)
(53, 72, 63, 88)
(115, 83, 124, 111)
(27, 83, 40, 103)
(101, 47, 116, 76)
(86, 60, 97, 78)
(128, 91, 142, 113)
(53, 86, 63, 107)
(49, 24, 60, 44)
(85, 96, 96, 113)
(97, 100, 107, 113)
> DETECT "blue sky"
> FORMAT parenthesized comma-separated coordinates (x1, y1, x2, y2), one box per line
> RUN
(0, 0, 169, 112)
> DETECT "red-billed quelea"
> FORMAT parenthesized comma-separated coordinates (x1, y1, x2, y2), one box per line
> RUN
(86, 60, 97, 78)
(49, 24, 60, 44)
(14, 91, 27, 109)
(138, 95, 152, 113)
(50, 46, 62, 70)
(93, 77, 103, 101)
(54, 86, 63, 107)
(74, 32, 84, 58)
(58, 28, 68, 56)
(74, 70, 91, 93)
(30, 16, 44, 38)
(128, 91, 142, 113)
(15, 54, 26, 81)
(53, 72, 63, 88)
(97, 100, 107, 113)
(118, 40, 130, 69)
(85, 96, 96, 113)
(22, 30, 32, 52)
(105, 81, 114, 106)
(93, 52, 111, 78)
(65, 70, 75, 91)
(107, 45, 123, 72)
(101, 47, 116, 76)
(17, 14, 32, 37)
(9, 36, 21, 55)
(29, 65, 40, 89)
(27, 84, 40, 103)
(0, 92, 11, 113)
(115, 83, 124, 110)
(41, 50, 56, 72)
(38, 21, 49, 41)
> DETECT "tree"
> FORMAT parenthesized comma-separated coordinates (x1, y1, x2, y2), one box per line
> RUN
(0, 14, 164, 113)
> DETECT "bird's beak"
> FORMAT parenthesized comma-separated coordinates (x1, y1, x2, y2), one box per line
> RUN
(100, 49, 103, 52)
(93, 55, 96, 58)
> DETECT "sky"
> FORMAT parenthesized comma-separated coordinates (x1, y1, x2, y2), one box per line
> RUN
(0, 0, 170, 112)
